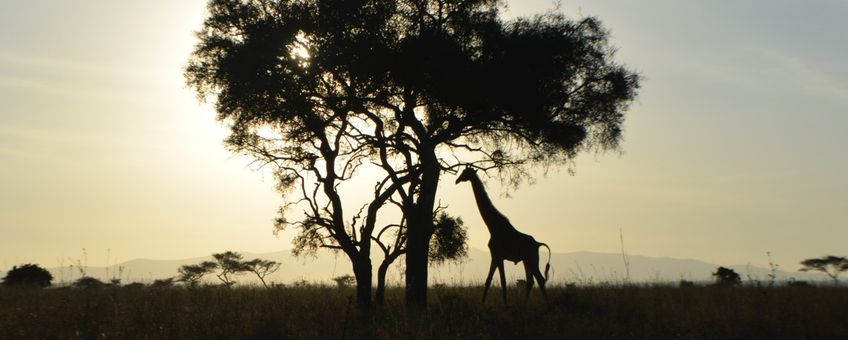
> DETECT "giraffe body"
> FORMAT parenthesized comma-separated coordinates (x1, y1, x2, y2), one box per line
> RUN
(456, 168, 551, 304)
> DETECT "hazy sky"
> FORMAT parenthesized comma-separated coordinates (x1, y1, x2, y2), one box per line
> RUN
(1, 0, 846, 273)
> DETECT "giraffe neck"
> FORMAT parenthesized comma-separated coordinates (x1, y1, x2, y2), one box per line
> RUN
(468, 173, 512, 235)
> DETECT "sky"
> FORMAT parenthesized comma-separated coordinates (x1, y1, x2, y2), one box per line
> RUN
(1, 0, 846, 274)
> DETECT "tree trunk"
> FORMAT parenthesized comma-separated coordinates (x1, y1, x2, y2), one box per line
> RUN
(352, 256, 372, 310)
(404, 149, 440, 308)
(375, 259, 391, 305)
(405, 222, 430, 308)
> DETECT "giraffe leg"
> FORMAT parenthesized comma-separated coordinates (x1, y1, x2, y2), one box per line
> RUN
(482, 259, 498, 303)
(497, 261, 508, 305)
(527, 248, 547, 298)
(523, 261, 535, 300)
(531, 264, 547, 298)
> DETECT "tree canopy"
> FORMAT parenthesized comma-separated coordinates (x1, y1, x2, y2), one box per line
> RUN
(187, 0, 639, 307)
(242, 258, 282, 288)
(800, 255, 848, 285)
(177, 261, 218, 287)
(712, 266, 741, 286)
(2, 264, 53, 288)
(429, 212, 468, 264)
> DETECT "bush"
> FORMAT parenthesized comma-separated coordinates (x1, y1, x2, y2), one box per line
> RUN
(712, 267, 741, 286)
(2, 264, 53, 288)
(332, 275, 355, 288)
(73, 276, 105, 289)
(151, 278, 175, 288)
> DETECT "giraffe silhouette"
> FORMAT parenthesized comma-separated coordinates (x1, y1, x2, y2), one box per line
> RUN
(456, 167, 551, 304)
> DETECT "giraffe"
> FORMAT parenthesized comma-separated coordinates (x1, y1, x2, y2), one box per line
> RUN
(455, 167, 551, 304)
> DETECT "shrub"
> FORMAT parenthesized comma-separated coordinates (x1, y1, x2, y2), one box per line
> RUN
(151, 278, 175, 288)
(712, 267, 741, 286)
(73, 276, 105, 289)
(1, 263, 53, 288)
(333, 275, 355, 288)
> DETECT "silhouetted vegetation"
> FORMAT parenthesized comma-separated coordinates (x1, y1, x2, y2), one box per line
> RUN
(242, 258, 281, 288)
(1, 284, 846, 339)
(1, 263, 53, 288)
(212, 251, 245, 287)
(124, 282, 146, 289)
(186, 0, 638, 308)
(175, 251, 281, 288)
(429, 212, 469, 265)
(177, 261, 217, 287)
(73, 276, 105, 289)
(712, 267, 742, 286)
(800, 255, 848, 285)
(151, 278, 176, 288)
(333, 274, 356, 288)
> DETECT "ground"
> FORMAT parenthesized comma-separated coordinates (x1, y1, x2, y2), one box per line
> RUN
(1, 284, 846, 339)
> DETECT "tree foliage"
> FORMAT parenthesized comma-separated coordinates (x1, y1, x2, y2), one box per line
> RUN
(712, 267, 741, 286)
(800, 255, 848, 285)
(212, 251, 246, 287)
(333, 274, 356, 288)
(186, 0, 639, 306)
(177, 261, 218, 287)
(177, 253, 281, 288)
(1, 263, 53, 288)
(429, 212, 468, 264)
(242, 258, 281, 288)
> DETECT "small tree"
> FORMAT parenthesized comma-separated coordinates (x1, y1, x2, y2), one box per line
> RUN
(429, 212, 468, 265)
(212, 251, 246, 287)
(333, 274, 356, 288)
(177, 261, 218, 287)
(2, 264, 53, 288)
(800, 255, 848, 285)
(242, 258, 281, 288)
(712, 267, 741, 286)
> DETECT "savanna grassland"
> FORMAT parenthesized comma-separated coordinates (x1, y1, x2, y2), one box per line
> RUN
(1, 285, 846, 339)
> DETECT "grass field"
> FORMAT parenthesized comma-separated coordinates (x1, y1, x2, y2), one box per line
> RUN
(1, 284, 846, 339)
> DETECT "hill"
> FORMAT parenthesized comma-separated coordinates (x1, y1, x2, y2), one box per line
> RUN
(3, 249, 826, 286)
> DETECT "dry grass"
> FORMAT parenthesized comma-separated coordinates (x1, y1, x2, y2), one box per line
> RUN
(1, 284, 846, 339)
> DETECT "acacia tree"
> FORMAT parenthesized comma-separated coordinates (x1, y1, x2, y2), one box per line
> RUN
(177, 261, 218, 287)
(242, 258, 281, 288)
(800, 255, 848, 285)
(212, 251, 246, 287)
(187, 0, 638, 307)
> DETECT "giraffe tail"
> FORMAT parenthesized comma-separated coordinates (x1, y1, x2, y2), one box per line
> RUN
(539, 242, 552, 281)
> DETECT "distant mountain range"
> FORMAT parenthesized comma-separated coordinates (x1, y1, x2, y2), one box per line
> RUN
(2, 249, 827, 286)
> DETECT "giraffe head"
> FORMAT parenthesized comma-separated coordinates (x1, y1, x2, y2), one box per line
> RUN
(455, 167, 477, 184)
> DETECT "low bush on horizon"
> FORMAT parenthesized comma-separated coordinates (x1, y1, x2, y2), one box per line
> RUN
(0, 284, 846, 339)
